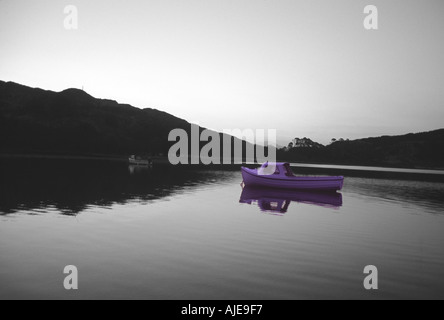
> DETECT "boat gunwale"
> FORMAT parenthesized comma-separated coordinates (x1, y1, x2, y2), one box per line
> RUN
(241, 167, 344, 182)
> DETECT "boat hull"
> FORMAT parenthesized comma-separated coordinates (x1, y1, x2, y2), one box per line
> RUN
(241, 167, 344, 191)
(128, 158, 151, 166)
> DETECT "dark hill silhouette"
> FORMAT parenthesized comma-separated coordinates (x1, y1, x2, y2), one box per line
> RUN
(0, 80, 261, 161)
(279, 130, 444, 169)
(1, 80, 442, 168)
(0, 81, 196, 156)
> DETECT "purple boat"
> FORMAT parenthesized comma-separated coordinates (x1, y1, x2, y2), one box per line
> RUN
(241, 162, 344, 191)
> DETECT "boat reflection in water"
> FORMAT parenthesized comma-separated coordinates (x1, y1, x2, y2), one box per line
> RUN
(128, 164, 152, 175)
(239, 186, 343, 214)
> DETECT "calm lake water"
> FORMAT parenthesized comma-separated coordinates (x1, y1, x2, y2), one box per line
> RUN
(1, 158, 444, 300)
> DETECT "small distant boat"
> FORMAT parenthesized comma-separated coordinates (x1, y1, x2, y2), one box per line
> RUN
(128, 155, 153, 166)
(241, 162, 344, 191)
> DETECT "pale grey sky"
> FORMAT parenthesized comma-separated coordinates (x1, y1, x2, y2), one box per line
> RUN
(1, 0, 443, 144)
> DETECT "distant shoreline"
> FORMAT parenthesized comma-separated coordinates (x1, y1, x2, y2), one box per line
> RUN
(0, 153, 171, 164)
(1, 153, 444, 175)
(288, 162, 444, 176)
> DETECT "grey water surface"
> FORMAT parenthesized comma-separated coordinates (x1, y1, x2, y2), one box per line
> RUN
(1, 159, 444, 299)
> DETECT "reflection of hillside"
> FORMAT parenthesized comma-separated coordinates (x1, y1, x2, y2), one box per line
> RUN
(240, 186, 343, 214)
(0, 159, 233, 216)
